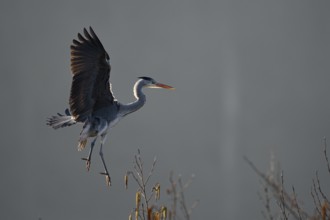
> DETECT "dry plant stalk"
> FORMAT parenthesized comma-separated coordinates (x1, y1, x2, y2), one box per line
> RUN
(245, 137, 330, 220)
(125, 150, 198, 220)
(126, 150, 168, 220)
(167, 172, 199, 220)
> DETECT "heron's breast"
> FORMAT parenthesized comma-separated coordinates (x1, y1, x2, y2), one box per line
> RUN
(109, 117, 122, 128)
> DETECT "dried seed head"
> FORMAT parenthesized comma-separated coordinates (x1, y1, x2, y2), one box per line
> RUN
(153, 183, 161, 200)
(153, 211, 160, 220)
(135, 210, 139, 220)
(161, 206, 167, 219)
(124, 173, 128, 189)
(135, 191, 141, 209)
(148, 207, 153, 220)
(128, 213, 132, 220)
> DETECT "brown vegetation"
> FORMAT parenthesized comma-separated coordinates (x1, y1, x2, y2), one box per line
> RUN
(245, 138, 330, 220)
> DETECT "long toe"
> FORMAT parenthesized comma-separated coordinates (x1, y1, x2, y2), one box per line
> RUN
(100, 172, 111, 187)
(81, 158, 91, 171)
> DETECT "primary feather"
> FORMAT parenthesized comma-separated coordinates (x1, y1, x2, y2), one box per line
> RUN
(70, 27, 114, 123)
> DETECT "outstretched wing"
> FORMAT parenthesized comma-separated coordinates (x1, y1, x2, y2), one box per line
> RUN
(69, 27, 114, 122)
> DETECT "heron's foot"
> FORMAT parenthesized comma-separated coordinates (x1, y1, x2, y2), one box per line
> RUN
(81, 157, 91, 171)
(100, 171, 111, 187)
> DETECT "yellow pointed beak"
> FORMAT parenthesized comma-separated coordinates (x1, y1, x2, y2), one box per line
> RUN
(155, 83, 175, 90)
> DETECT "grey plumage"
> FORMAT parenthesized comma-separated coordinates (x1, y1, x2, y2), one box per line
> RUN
(47, 27, 174, 186)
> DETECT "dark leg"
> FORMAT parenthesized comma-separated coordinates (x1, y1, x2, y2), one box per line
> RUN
(81, 137, 97, 171)
(99, 134, 111, 186)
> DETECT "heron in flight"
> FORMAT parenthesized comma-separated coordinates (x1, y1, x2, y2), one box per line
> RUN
(47, 27, 174, 186)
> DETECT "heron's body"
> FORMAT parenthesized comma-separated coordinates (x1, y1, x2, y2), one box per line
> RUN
(47, 27, 174, 186)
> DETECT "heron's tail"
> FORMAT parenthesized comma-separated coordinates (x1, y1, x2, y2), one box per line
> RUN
(47, 108, 76, 129)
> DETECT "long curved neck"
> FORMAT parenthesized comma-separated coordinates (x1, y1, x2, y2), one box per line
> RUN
(119, 80, 146, 116)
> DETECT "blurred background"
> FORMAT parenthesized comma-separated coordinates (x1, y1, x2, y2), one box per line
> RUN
(1, 0, 330, 219)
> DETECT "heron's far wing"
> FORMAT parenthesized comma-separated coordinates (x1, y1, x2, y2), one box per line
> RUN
(69, 27, 114, 122)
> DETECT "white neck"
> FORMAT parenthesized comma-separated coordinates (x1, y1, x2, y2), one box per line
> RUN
(119, 79, 146, 116)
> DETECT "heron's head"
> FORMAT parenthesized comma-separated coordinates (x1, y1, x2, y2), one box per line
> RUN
(138, 76, 175, 90)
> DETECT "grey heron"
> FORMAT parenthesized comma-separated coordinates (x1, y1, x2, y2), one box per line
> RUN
(47, 27, 174, 186)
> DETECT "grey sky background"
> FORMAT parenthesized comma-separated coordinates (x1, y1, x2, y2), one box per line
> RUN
(1, 1, 330, 219)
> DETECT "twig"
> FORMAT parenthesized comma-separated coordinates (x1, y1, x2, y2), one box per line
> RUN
(145, 157, 157, 186)
(263, 185, 274, 220)
(168, 172, 177, 220)
(292, 186, 302, 220)
(257, 183, 274, 220)
(315, 171, 329, 220)
(244, 156, 309, 219)
(316, 171, 329, 203)
(323, 137, 330, 174)
(167, 172, 198, 220)
(128, 170, 144, 190)
(279, 171, 288, 220)
(178, 177, 190, 220)
(311, 186, 321, 216)
(312, 179, 322, 216)
(127, 150, 159, 220)
(127, 151, 197, 220)
(141, 203, 146, 220)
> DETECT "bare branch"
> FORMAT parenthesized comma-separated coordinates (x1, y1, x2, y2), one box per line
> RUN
(178, 177, 190, 220)
(262, 185, 274, 220)
(311, 186, 321, 216)
(127, 151, 197, 220)
(312, 178, 322, 211)
(168, 171, 177, 220)
(316, 171, 329, 203)
(244, 156, 309, 220)
(145, 157, 157, 186)
(323, 137, 330, 174)
(127, 170, 144, 190)
(279, 171, 288, 220)
(167, 172, 198, 220)
(127, 150, 159, 219)
(292, 186, 302, 220)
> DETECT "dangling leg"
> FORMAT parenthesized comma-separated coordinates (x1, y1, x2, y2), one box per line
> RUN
(99, 134, 111, 186)
(81, 137, 97, 171)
